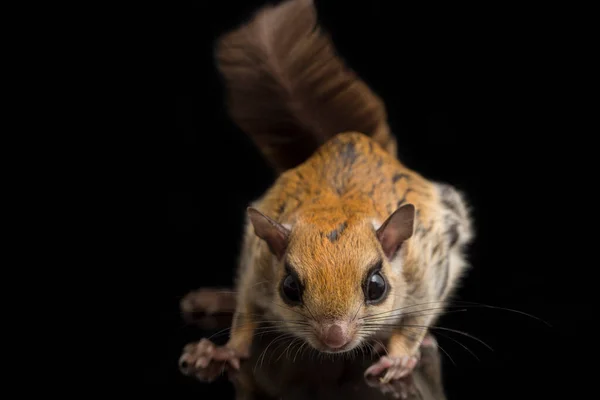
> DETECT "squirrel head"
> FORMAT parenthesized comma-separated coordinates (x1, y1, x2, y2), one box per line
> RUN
(247, 203, 415, 354)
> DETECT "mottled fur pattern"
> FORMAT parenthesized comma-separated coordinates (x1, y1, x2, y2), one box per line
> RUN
(233, 132, 473, 352)
(180, 0, 474, 384)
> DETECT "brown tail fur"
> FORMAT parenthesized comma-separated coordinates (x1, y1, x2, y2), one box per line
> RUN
(215, 0, 396, 173)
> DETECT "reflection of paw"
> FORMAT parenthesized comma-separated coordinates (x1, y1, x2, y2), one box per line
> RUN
(366, 373, 417, 399)
(364, 354, 419, 384)
(178, 338, 242, 382)
(180, 289, 236, 317)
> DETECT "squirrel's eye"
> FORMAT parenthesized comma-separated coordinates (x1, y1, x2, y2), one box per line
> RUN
(281, 274, 302, 304)
(366, 271, 387, 303)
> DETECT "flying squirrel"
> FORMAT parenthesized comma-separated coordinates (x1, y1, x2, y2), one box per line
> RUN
(179, 0, 474, 384)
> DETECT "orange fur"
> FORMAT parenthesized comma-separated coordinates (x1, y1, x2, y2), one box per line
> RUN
(180, 0, 474, 384)
(221, 0, 474, 359)
(233, 132, 464, 355)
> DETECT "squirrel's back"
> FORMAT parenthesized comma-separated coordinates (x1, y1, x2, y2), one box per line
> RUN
(215, 0, 396, 173)
(262, 132, 437, 223)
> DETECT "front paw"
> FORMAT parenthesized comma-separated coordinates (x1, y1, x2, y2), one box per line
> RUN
(364, 354, 420, 384)
(178, 338, 244, 382)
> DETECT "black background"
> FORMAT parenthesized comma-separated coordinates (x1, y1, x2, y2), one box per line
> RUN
(162, 1, 593, 398)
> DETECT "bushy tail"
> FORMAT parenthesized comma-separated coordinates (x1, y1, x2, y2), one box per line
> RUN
(215, 0, 396, 173)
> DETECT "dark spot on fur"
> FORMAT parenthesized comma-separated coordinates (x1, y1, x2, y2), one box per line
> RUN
(405, 331, 420, 342)
(413, 220, 433, 238)
(437, 259, 450, 299)
(387, 203, 393, 214)
(442, 198, 460, 215)
(286, 193, 304, 209)
(407, 285, 419, 296)
(397, 189, 413, 207)
(340, 142, 357, 164)
(439, 184, 462, 215)
(368, 183, 376, 197)
(392, 173, 409, 183)
(326, 221, 347, 243)
(447, 223, 459, 247)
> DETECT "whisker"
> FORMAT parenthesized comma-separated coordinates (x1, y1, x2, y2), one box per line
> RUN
(263, 333, 296, 362)
(359, 299, 550, 326)
(360, 322, 492, 354)
(361, 310, 468, 331)
(433, 340, 456, 366)
(268, 336, 296, 364)
(293, 341, 307, 362)
(363, 342, 373, 361)
(195, 317, 313, 340)
(255, 333, 295, 373)
(253, 320, 310, 325)
(207, 325, 235, 341)
(453, 301, 552, 327)
(372, 338, 389, 357)
(432, 331, 480, 361)
(364, 308, 468, 322)
(362, 304, 465, 319)
(275, 337, 301, 362)
(303, 304, 318, 322)
(360, 302, 438, 319)
(252, 329, 313, 337)
(351, 302, 363, 323)
(402, 324, 494, 351)
(359, 343, 366, 362)
(427, 325, 494, 351)
(290, 339, 305, 362)
(202, 324, 296, 341)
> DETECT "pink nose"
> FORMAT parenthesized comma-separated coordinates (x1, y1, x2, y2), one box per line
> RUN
(323, 324, 349, 348)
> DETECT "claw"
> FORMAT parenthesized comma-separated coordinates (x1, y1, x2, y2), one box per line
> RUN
(365, 354, 420, 384)
(178, 338, 244, 382)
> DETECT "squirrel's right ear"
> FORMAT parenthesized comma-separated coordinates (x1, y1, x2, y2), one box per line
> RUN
(247, 207, 290, 260)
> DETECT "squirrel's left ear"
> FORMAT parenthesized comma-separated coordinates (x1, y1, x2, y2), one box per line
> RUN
(247, 207, 290, 260)
(376, 204, 415, 259)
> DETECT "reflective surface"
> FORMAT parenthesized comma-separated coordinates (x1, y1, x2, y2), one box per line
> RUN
(179, 288, 446, 400)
